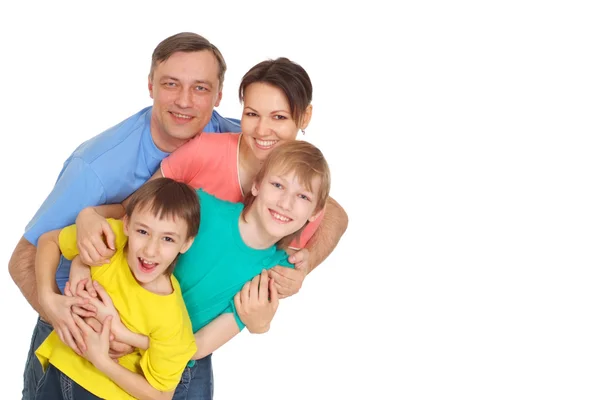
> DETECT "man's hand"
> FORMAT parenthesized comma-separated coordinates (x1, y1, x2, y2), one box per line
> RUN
(76, 207, 116, 266)
(234, 270, 279, 334)
(39, 290, 91, 355)
(268, 248, 310, 299)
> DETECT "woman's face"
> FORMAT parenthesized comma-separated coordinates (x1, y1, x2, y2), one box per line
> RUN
(241, 82, 304, 162)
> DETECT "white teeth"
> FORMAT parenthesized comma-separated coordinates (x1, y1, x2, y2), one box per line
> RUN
(140, 258, 156, 266)
(173, 112, 192, 119)
(256, 139, 277, 147)
(272, 211, 291, 222)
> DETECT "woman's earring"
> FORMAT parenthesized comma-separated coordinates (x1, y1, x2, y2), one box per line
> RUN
(301, 129, 306, 135)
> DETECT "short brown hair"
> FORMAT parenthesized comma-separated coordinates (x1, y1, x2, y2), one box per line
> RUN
(238, 58, 312, 126)
(149, 32, 227, 89)
(241, 141, 330, 249)
(125, 178, 200, 274)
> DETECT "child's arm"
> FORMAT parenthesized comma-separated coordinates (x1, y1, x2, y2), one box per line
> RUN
(74, 315, 175, 400)
(35, 229, 90, 354)
(191, 313, 241, 360)
(190, 272, 279, 359)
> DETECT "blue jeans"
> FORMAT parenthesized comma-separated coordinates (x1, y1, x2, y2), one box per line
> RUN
(173, 354, 214, 400)
(23, 317, 53, 400)
(34, 364, 101, 400)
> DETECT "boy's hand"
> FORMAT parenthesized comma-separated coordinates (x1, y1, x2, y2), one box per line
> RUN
(39, 290, 91, 356)
(73, 314, 113, 368)
(268, 248, 310, 299)
(235, 270, 279, 334)
(76, 207, 116, 266)
(64, 281, 97, 318)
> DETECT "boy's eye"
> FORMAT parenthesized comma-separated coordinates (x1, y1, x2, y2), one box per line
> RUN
(162, 237, 175, 243)
(299, 194, 311, 201)
(271, 182, 283, 189)
(137, 229, 148, 235)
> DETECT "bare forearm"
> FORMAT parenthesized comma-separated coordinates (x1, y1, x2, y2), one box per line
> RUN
(306, 196, 348, 273)
(117, 327, 149, 350)
(9, 237, 44, 316)
(97, 359, 173, 400)
(192, 313, 240, 360)
(35, 232, 62, 296)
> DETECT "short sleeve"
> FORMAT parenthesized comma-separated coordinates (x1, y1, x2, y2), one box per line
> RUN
(224, 300, 246, 331)
(161, 135, 204, 185)
(138, 317, 197, 391)
(204, 110, 241, 133)
(57, 218, 128, 261)
(24, 157, 106, 246)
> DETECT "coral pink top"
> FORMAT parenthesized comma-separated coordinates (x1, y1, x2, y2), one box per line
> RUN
(161, 133, 323, 249)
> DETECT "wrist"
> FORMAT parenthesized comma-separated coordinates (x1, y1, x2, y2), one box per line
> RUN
(249, 323, 270, 334)
(94, 355, 115, 373)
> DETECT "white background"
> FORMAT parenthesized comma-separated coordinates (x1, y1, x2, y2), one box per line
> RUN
(1, 1, 599, 399)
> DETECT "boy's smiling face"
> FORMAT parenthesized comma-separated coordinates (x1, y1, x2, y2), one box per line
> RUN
(123, 206, 193, 285)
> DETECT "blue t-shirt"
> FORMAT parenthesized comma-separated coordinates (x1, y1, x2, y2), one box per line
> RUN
(24, 107, 240, 292)
(174, 190, 293, 332)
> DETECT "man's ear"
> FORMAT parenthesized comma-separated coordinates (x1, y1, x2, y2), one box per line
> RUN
(122, 215, 130, 236)
(214, 90, 223, 107)
(180, 237, 195, 254)
(148, 75, 154, 99)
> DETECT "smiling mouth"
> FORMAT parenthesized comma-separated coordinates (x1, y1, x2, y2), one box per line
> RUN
(254, 138, 278, 149)
(169, 111, 194, 122)
(269, 209, 292, 223)
(138, 257, 158, 273)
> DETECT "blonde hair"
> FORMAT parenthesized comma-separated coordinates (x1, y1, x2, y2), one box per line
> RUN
(241, 140, 330, 248)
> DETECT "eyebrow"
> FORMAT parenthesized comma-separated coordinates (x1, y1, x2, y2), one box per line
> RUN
(135, 222, 181, 238)
(161, 76, 214, 88)
(244, 106, 291, 115)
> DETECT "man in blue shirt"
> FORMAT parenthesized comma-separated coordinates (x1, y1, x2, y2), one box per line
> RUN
(10, 32, 242, 400)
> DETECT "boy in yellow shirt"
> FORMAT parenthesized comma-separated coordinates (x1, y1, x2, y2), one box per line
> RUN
(34, 178, 199, 399)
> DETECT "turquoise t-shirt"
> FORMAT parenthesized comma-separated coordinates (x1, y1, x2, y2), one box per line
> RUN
(174, 190, 293, 332)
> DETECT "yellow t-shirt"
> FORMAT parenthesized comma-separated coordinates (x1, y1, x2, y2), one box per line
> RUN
(36, 219, 197, 399)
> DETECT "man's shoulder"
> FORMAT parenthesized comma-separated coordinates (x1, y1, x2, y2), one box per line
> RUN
(71, 107, 152, 165)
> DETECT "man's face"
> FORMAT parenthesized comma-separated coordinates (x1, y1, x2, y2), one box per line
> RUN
(149, 50, 223, 152)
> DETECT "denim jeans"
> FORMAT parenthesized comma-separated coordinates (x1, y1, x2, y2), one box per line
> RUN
(22, 317, 53, 400)
(173, 354, 214, 400)
(35, 364, 101, 400)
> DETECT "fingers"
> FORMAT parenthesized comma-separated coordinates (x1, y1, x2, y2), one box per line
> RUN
(85, 278, 97, 298)
(58, 327, 82, 356)
(72, 305, 96, 318)
(288, 248, 309, 264)
(64, 281, 73, 297)
(76, 279, 93, 300)
(269, 278, 280, 307)
(102, 222, 117, 251)
(234, 292, 242, 311)
(93, 281, 112, 305)
(258, 270, 269, 302)
(79, 247, 95, 267)
(240, 281, 251, 302)
(64, 316, 87, 354)
(101, 316, 112, 341)
(85, 317, 102, 333)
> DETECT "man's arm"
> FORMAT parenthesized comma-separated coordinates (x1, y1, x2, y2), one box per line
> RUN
(10, 157, 105, 314)
(9, 237, 42, 316)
